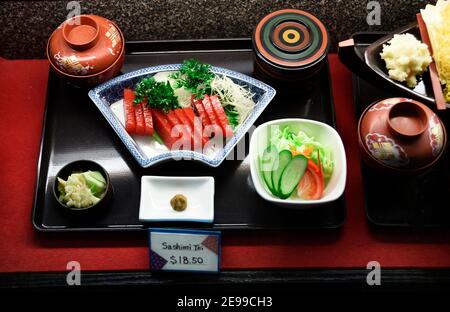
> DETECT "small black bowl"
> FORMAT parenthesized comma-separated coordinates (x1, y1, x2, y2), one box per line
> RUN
(53, 160, 113, 214)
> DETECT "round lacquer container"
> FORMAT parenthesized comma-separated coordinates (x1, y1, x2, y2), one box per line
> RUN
(252, 9, 330, 82)
(47, 15, 125, 87)
(358, 98, 447, 174)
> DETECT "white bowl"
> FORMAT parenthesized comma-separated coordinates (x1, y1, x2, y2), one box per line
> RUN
(139, 176, 214, 222)
(249, 118, 347, 208)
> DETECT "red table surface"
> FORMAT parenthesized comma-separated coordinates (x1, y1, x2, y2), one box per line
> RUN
(1, 55, 450, 273)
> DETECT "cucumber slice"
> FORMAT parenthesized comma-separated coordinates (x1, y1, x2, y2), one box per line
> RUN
(278, 155, 308, 199)
(260, 145, 278, 194)
(89, 171, 106, 184)
(83, 171, 106, 196)
(271, 150, 292, 195)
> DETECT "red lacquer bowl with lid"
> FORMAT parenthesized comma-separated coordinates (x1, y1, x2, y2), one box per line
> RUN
(358, 98, 447, 174)
(47, 15, 125, 88)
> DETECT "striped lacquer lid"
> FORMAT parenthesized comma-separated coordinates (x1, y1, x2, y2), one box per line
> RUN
(253, 9, 329, 71)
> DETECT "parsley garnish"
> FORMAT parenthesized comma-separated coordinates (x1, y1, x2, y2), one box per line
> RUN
(134, 77, 179, 113)
(171, 59, 215, 99)
(224, 105, 239, 130)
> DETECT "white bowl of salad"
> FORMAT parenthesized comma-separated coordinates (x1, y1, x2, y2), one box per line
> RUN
(249, 118, 346, 208)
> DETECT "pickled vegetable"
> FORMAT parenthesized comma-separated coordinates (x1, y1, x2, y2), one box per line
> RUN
(57, 171, 106, 208)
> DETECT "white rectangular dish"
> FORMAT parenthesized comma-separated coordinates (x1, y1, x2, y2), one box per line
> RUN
(139, 176, 215, 223)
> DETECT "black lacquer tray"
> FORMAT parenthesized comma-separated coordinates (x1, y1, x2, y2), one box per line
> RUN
(32, 39, 346, 232)
(351, 33, 450, 227)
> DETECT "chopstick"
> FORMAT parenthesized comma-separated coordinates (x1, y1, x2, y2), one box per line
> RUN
(416, 13, 447, 110)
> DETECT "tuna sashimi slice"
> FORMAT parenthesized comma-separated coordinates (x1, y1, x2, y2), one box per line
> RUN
(165, 110, 191, 150)
(192, 95, 211, 127)
(182, 107, 209, 148)
(201, 95, 222, 137)
(209, 95, 233, 138)
(152, 109, 178, 149)
(123, 89, 137, 134)
(141, 99, 154, 136)
(174, 108, 195, 149)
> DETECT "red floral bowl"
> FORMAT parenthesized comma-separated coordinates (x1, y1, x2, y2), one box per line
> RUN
(47, 15, 125, 88)
(358, 98, 447, 174)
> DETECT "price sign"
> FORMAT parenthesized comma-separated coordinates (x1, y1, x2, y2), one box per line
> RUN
(148, 228, 221, 273)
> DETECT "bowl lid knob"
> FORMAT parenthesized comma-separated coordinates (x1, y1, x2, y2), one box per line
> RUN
(62, 15, 99, 51)
(387, 101, 428, 140)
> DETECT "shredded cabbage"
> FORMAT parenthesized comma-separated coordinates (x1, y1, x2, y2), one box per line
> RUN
(270, 126, 334, 181)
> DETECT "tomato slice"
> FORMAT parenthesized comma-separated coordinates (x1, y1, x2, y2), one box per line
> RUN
(297, 159, 324, 200)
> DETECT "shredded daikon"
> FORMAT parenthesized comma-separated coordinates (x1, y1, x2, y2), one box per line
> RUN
(210, 75, 255, 126)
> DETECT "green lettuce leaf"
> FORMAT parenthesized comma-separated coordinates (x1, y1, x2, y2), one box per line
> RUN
(270, 126, 334, 182)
